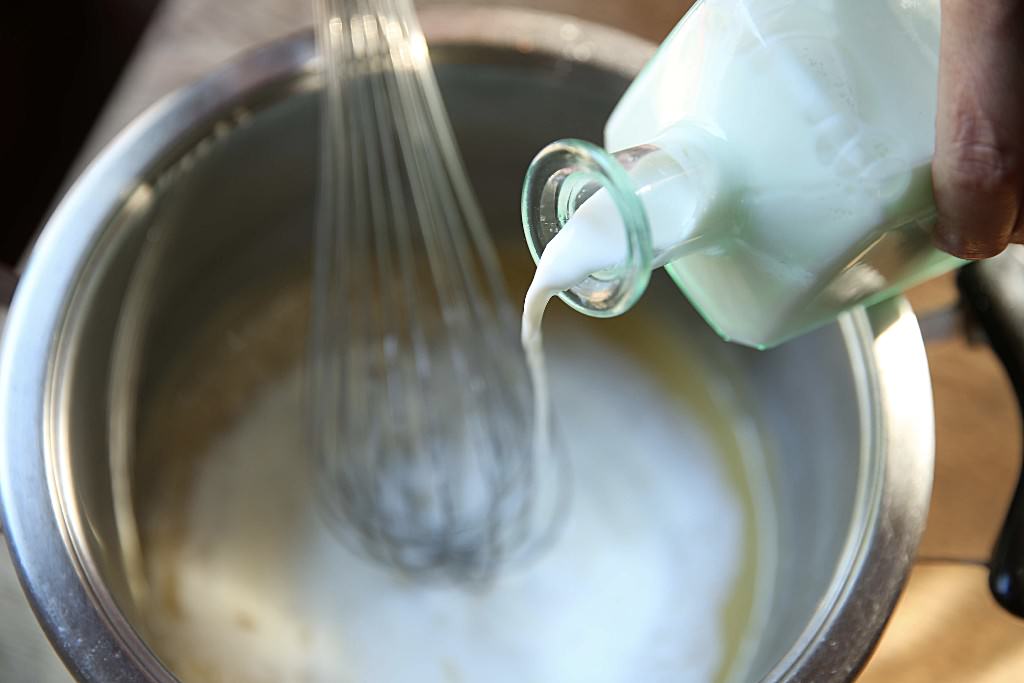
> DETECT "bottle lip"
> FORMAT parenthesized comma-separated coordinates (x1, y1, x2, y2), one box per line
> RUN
(520, 138, 652, 319)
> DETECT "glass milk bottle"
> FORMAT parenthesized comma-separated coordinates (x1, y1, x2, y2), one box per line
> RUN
(522, 0, 960, 349)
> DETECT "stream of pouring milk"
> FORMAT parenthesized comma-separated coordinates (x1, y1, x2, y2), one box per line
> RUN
(519, 127, 713, 364)
(522, 190, 633, 460)
(141, 286, 774, 683)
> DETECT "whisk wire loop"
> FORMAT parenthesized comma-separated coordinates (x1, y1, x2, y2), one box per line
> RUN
(310, 0, 564, 580)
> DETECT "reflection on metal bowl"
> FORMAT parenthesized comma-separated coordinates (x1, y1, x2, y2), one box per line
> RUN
(0, 7, 931, 682)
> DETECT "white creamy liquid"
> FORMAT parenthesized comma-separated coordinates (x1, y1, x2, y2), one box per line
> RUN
(520, 157, 700, 355)
(143, 311, 773, 683)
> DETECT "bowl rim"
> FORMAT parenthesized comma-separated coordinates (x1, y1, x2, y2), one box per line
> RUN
(0, 7, 932, 682)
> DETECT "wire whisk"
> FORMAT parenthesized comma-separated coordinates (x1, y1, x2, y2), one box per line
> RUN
(310, 0, 564, 581)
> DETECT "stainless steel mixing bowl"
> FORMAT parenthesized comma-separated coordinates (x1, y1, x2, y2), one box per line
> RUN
(0, 7, 931, 682)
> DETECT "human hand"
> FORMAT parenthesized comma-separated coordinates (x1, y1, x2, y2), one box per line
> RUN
(932, 0, 1024, 259)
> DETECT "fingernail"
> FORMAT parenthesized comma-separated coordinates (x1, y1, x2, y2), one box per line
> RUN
(932, 223, 1007, 259)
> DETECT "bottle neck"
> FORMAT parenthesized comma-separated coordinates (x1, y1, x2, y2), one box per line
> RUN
(521, 127, 721, 319)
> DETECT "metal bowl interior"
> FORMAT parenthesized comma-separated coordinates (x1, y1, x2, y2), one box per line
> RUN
(0, 10, 932, 683)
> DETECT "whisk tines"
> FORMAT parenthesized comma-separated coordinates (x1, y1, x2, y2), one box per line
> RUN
(310, 0, 565, 581)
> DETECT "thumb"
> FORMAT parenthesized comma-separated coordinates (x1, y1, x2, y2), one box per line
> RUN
(932, 0, 1024, 259)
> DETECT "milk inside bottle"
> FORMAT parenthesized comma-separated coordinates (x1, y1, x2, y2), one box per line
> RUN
(522, 0, 959, 349)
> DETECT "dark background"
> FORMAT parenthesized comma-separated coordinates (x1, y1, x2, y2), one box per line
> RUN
(1, 1, 162, 270)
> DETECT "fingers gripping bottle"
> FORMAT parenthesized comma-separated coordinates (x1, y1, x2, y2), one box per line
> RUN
(522, 0, 960, 349)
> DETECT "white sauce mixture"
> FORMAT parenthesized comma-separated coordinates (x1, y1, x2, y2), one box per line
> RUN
(144, 316, 771, 683)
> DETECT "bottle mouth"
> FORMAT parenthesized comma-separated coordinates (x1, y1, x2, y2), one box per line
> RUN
(521, 138, 652, 318)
